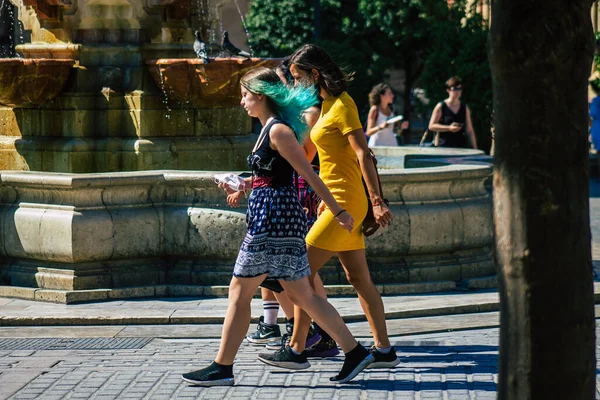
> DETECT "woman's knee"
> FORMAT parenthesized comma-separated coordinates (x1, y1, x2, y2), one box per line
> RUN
(228, 277, 258, 305)
(283, 283, 314, 308)
(345, 269, 373, 288)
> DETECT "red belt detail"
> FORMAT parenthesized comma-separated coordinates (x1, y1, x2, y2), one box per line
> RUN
(252, 177, 273, 188)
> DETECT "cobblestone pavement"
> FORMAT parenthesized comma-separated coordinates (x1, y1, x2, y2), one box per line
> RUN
(0, 328, 500, 400)
(1, 324, 600, 400)
(0, 180, 598, 399)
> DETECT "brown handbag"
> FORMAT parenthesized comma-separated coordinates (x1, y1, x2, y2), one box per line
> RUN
(361, 149, 389, 237)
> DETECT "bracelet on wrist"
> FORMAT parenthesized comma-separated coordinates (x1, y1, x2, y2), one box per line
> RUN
(334, 209, 346, 218)
(372, 200, 384, 207)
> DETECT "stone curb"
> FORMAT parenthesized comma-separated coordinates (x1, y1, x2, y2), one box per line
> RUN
(3, 294, 600, 328)
(0, 280, 458, 304)
(1, 281, 598, 327)
(0, 302, 500, 327)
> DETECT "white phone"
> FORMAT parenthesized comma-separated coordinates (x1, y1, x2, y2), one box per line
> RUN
(213, 173, 246, 192)
(386, 115, 403, 125)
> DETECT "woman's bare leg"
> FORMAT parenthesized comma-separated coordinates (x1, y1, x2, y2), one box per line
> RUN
(273, 290, 294, 319)
(260, 276, 374, 383)
(280, 277, 356, 352)
(215, 274, 267, 365)
(274, 272, 325, 319)
(338, 249, 391, 348)
(288, 245, 334, 352)
(262, 287, 276, 302)
(313, 272, 327, 298)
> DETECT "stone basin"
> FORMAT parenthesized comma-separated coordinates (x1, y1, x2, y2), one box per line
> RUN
(0, 58, 75, 108)
(145, 58, 282, 108)
(0, 148, 495, 302)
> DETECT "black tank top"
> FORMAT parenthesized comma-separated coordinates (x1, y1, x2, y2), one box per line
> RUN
(438, 101, 468, 148)
(247, 118, 294, 187)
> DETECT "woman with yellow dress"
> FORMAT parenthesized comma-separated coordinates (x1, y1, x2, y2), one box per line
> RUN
(257, 44, 399, 369)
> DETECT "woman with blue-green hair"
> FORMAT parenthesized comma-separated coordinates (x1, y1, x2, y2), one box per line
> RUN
(182, 67, 374, 387)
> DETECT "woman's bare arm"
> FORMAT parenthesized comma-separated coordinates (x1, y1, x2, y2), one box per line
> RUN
(429, 103, 459, 133)
(269, 124, 354, 232)
(346, 128, 392, 228)
(301, 106, 320, 161)
(366, 106, 382, 137)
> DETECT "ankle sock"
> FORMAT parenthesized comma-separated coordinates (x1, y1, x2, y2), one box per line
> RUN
(263, 301, 279, 325)
(289, 346, 302, 355)
(375, 346, 392, 354)
(209, 361, 234, 378)
(330, 344, 370, 382)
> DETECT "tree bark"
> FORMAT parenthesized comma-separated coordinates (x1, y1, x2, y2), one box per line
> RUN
(489, 1, 596, 399)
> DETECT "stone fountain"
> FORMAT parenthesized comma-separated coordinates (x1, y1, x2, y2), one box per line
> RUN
(0, 0, 275, 172)
(0, 0, 495, 303)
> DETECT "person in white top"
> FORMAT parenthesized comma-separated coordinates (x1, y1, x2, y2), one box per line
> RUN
(365, 83, 409, 146)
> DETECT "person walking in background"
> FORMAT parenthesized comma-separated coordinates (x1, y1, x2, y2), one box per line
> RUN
(258, 44, 399, 370)
(365, 83, 409, 146)
(428, 76, 478, 149)
(181, 67, 374, 386)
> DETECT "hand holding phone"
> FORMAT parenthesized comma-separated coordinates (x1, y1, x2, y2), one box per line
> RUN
(214, 173, 246, 192)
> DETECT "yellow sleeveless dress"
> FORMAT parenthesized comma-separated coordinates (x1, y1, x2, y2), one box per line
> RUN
(305, 92, 368, 252)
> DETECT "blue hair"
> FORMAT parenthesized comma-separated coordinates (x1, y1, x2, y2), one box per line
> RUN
(241, 67, 319, 143)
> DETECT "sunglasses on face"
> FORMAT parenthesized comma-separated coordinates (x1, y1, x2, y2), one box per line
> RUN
(447, 86, 463, 91)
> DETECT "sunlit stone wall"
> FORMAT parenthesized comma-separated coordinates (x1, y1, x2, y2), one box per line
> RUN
(0, 159, 494, 301)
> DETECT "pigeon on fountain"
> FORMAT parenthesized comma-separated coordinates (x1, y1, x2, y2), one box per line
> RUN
(221, 31, 251, 59)
(193, 31, 209, 64)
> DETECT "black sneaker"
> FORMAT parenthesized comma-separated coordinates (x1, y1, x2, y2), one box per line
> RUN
(367, 345, 400, 368)
(265, 321, 321, 350)
(306, 338, 340, 358)
(257, 345, 310, 370)
(181, 362, 234, 386)
(329, 345, 374, 384)
(246, 316, 281, 344)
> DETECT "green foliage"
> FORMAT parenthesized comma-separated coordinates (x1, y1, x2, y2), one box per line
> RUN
(359, 0, 441, 60)
(245, 0, 389, 116)
(592, 32, 600, 95)
(595, 32, 600, 69)
(245, 0, 314, 57)
(245, 0, 493, 150)
(418, 1, 492, 151)
(315, 38, 389, 117)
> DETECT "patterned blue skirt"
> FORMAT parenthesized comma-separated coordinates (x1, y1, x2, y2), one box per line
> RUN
(234, 186, 311, 281)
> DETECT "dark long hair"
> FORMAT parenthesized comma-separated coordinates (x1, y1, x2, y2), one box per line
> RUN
(369, 83, 391, 107)
(289, 44, 353, 97)
(275, 57, 293, 86)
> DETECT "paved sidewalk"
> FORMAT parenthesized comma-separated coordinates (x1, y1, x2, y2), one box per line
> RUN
(0, 289, 505, 327)
(1, 325, 599, 400)
(0, 183, 597, 398)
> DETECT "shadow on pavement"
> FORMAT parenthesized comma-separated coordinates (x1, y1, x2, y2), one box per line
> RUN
(259, 345, 498, 392)
(591, 178, 600, 198)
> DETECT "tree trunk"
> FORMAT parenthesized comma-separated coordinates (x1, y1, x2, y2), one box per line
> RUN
(489, 1, 596, 399)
